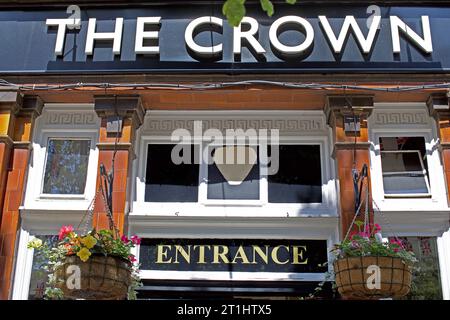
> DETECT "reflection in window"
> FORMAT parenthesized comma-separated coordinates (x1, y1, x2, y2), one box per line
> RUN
(394, 237, 443, 300)
(380, 137, 430, 196)
(268, 145, 322, 203)
(28, 235, 59, 300)
(42, 139, 91, 195)
(207, 146, 260, 200)
(145, 144, 199, 202)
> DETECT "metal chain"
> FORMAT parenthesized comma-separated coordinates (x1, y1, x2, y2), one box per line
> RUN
(77, 187, 103, 234)
(343, 179, 368, 242)
(372, 198, 404, 246)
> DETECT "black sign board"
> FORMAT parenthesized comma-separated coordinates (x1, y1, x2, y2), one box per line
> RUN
(0, 4, 450, 74)
(139, 239, 328, 273)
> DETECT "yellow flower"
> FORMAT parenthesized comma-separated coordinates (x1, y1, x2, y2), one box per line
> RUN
(27, 238, 43, 249)
(77, 247, 92, 262)
(80, 235, 97, 249)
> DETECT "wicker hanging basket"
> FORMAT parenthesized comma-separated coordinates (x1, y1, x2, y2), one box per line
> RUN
(54, 254, 132, 300)
(333, 256, 413, 300)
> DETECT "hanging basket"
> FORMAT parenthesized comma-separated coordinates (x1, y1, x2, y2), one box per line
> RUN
(54, 254, 132, 300)
(333, 256, 412, 300)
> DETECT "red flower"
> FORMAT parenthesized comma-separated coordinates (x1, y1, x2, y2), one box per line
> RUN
(131, 235, 141, 245)
(58, 225, 74, 240)
(390, 238, 404, 250)
(128, 255, 137, 263)
(121, 235, 130, 243)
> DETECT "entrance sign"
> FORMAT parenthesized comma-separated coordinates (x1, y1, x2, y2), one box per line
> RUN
(139, 239, 328, 273)
(0, 4, 448, 73)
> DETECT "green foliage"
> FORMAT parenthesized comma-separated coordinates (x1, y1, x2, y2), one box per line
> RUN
(260, 0, 274, 17)
(223, 0, 246, 27)
(332, 224, 417, 266)
(223, 0, 298, 26)
(28, 227, 142, 300)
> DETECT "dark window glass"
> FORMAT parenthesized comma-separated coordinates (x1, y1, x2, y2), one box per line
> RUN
(380, 137, 429, 195)
(28, 235, 59, 300)
(268, 145, 322, 203)
(42, 139, 91, 195)
(145, 144, 199, 202)
(207, 146, 260, 200)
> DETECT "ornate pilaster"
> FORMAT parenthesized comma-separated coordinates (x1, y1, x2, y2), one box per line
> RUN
(0, 92, 42, 299)
(325, 95, 374, 239)
(92, 95, 144, 233)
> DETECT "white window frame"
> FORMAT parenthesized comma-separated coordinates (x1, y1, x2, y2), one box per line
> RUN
(131, 111, 337, 218)
(380, 149, 431, 198)
(368, 103, 450, 236)
(12, 229, 58, 300)
(22, 104, 100, 212)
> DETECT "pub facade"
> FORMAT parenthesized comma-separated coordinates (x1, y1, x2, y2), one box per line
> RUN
(0, 0, 450, 299)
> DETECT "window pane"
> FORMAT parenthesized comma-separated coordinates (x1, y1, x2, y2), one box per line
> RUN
(268, 145, 322, 203)
(28, 235, 59, 300)
(383, 174, 429, 194)
(380, 137, 428, 171)
(381, 152, 423, 172)
(379, 137, 429, 195)
(42, 139, 90, 195)
(145, 144, 199, 202)
(207, 146, 260, 200)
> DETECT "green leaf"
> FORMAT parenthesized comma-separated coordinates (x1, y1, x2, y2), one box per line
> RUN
(223, 0, 246, 27)
(260, 0, 274, 17)
(286, 0, 297, 4)
(354, 221, 364, 228)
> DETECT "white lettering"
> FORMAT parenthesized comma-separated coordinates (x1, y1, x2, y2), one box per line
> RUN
(390, 15, 433, 53)
(233, 16, 266, 56)
(319, 15, 381, 54)
(269, 16, 314, 55)
(85, 17, 123, 55)
(135, 17, 161, 54)
(185, 16, 223, 57)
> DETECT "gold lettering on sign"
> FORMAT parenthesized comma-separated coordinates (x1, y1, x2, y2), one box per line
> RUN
(251, 245, 269, 264)
(174, 245, 191, 264)
(193, 245, 211, 264)
(231, 246, 251, 264)
(212, 245, 230, 264)
(271, 245, 290, 264)
(156, 245, 172, 263)
(292, 245, 308, 264)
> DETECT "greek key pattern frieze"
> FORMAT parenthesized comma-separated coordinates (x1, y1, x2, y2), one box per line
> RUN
(45, 112, 98, 126)
(143, 118, 325, 134)
(373, 112, 428, 126)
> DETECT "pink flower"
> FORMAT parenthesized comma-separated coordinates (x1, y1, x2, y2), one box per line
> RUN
(121, 235, 129, 243)
(390, 238, 404, 251)
(350, 240, 360, 249)
(358, 231, 370, 239)
(128, 255, 137, 263)
(58, 225, 74, 240)
(131, 235, 141, 245)
(374, 224, 382, 233)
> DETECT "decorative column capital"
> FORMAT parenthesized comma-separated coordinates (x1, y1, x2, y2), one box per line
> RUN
(16, 95, 44, 119)
(427, 92, 450, 120)
(94, 95, 145, 129)
(325, 95, 374, 135)
(0, 91, 22, 113)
